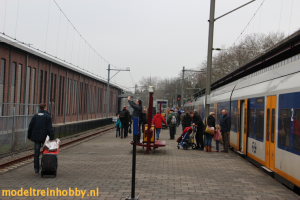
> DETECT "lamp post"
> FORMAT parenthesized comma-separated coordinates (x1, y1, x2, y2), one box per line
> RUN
(106, 65, 130, 118)
(145, 86, 155, 154)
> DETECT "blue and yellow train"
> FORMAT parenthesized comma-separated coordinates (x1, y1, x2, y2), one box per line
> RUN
(184, 53, 300, 191)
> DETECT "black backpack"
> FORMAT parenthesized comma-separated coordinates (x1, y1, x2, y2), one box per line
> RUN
(119, 111, 125, 120)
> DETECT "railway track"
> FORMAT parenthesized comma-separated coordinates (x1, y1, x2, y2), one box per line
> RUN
(0, 126, 115, 170)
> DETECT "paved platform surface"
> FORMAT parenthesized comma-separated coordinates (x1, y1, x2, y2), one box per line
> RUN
(1, 126, 299, 200)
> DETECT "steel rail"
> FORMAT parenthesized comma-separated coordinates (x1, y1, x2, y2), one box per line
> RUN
(0, 126, 115, 170)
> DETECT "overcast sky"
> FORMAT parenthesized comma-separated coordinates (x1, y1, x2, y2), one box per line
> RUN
(0, 0, 299, 91)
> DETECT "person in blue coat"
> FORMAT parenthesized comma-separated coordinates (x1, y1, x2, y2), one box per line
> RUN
(115, 114, 122, 138)
(27, 103, 54, 173)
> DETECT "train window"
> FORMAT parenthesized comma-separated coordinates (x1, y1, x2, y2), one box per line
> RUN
(248, 109, 255, 137)
(271, 109, 275, 143)
(256, 98, 264, 104)
(294, 109, 300, 151)
(266, 109, 270, 141)
(61, 77, 65, 115)
(279, 109, 290, 147)
(255, 109, 264, 140)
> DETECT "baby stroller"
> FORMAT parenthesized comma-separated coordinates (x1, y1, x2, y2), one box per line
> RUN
(177, 127, 196, 150)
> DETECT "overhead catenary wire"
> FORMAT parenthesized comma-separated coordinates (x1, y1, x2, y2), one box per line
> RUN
(56, 11, 61, 57)
(288, 0, 294, 36)
(278, 0, 283, 31)
(231, 0, 265, 47)
(45, 0, 51, 52)
(3, 0, 7, 34)
(15, 0, 20, 39)
(0, 0, 132, 88)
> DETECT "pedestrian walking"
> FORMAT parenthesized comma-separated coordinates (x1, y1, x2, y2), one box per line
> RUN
(190, 111, 204, 150)
(205, 112, 215, 152)
(119, 106, 130, 138)
(27, 103, 54, 174)
(220, 110, 231, 153)
(167, 109, 178, 140)
(115, 114, 122, 137)
(128, 96, 142, 140)
(213, 125, 221, 152)
(152, 113, 167, 140)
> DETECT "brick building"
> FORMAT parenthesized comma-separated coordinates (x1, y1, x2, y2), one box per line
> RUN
(0, 35, 122, 125)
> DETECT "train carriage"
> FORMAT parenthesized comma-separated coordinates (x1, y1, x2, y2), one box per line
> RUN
(193, 53, 300, 191)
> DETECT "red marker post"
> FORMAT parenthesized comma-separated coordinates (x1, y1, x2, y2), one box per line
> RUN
(145, 86, 154, 154)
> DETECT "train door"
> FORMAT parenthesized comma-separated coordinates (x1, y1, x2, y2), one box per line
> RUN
(265, 96, 276, 171)
(238, 100, 243, 151)
(242, 99, 248, 155)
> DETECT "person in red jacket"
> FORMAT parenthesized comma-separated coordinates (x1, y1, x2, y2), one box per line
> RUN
(152, 113, 167, 140)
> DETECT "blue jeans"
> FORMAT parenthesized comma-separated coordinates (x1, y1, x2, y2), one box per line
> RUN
(216, 140, 219, 151)
(156, 128, 161, 138)
(34, 142, 42, 171)
(116, 127, 120, 136)
(205, 134, 213, 146)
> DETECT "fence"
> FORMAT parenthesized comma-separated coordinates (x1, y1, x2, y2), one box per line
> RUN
(0, 102, 113, 155)
(53, 118, 113, 138)
(0, 103, 39, 154)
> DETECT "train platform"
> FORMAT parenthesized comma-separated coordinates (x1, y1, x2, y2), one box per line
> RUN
(0, 126, 299, 200)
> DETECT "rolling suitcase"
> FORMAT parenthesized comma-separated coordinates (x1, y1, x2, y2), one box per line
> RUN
(41, 154, 57, 177)
(41, 139, 60, 178)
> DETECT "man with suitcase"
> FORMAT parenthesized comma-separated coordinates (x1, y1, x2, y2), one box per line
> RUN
(28, 103, 54, 173)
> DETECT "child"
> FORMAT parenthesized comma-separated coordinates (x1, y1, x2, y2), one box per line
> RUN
(213, 125, 221, 152)
(115, 115, 122, 137)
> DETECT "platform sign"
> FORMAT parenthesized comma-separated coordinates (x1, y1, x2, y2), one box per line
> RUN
(112, 117, 117, 122)
(133, 117, 139, 136)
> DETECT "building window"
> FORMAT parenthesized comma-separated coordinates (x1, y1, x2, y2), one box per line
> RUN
(39, 70, 43, 103)
(30, 68, 36, 114)
(0, 59, 5, 116)
(58, 76, 61, 115)
(61, 77, 65, 115)
(43, 71, 47, 103)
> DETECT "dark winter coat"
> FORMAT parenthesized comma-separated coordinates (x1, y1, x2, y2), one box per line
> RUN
(182, 113, 192, 127)
(27, 110, 54, 142)
(207, 115, 215, 128)
(220, 114, 231, 133)
(128, 100, 142, 120)
(120, 109, 130, 124)
(193, 113, 204, 131)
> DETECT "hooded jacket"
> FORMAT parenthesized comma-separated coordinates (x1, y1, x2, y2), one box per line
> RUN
(27, 110, 54, 142)
(152, 114, 167, 129)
